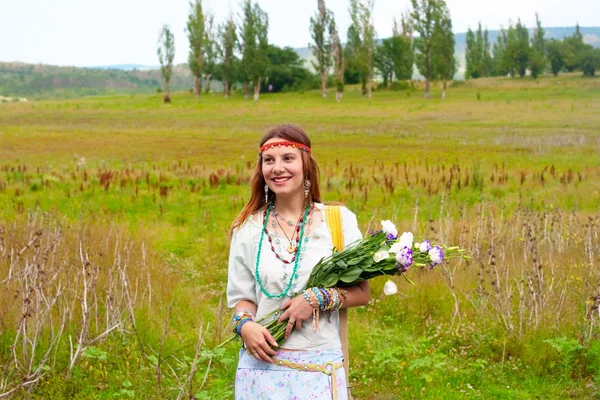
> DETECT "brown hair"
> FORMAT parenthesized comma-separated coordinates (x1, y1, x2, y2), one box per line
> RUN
(231, 124, 321, 232)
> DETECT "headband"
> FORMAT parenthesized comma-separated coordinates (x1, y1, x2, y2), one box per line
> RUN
(259, 140, 312, 155)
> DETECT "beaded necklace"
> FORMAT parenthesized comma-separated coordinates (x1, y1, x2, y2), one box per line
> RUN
(256, 203, 310, 299)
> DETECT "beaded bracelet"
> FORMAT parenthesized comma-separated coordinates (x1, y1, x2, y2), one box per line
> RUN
(232, 309, 255, 335)
(301, 287, 347, 332)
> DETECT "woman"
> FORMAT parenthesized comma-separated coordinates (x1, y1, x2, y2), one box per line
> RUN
(227, 124, 370, 399)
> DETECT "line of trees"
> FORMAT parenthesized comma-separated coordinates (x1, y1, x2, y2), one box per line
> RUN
(466, 17, 600, 79)
(155, 1, 598, 103)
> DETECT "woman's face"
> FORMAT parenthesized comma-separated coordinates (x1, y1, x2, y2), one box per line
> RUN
(261, 138, 305, 201)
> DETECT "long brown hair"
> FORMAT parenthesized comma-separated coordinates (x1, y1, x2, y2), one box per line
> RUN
(231, 124, 321, 232)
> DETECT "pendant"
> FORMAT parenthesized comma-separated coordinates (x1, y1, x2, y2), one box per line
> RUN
(287, 244, 297, 253)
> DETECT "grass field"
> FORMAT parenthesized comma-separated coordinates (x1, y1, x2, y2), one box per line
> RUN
(1, 74, 599, 399)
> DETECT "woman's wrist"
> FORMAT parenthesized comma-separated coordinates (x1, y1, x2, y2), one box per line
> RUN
(232, 309, 256, 335)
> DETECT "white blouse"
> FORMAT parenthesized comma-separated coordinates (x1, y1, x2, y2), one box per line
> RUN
(226, 203, 362, 350)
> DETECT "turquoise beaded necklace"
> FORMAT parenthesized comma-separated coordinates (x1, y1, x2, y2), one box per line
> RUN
(255, 203, 310, 299)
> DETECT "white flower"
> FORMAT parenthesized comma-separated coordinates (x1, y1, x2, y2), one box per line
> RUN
(383, 280, 397, 295)
(381, 220, 398, 238)
(398, 232, 414, 249)
(419, 240, 432, 252)
(373, 250, 390, 263)
(429, 246, 444, 264)
(389, 242, 403, 254)
(414, 242, 421, 249)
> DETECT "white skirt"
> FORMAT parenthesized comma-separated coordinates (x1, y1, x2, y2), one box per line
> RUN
(235, 348, 348, 400)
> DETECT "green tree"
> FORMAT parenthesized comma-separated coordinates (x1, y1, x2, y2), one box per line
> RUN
(262, 45, 312, 92)
(374, 39, 395, 87)
(546, 39, 564, 76)
(431, 6, 456, 99)
(529, 13, 546, 79)
(481, 28, 493, 76)
(465, 27, 481, 78)
(217, 14, 237, 98)
(514, 19, 530, 77)
(330, 17, 345, 101)
(411, 0, 443, 98)
(202, 13, 217, 93)
(492, 27, 509, 76)
(310, 0, 334, 98)
(577, 46, 600, 76)
(185, 0, 205, 98)
(348, 0, 375, 97)
(157, 24, 175, 102)
(562, 24, 585, 72)
(239, 0, 269, 101)
(392, 14, 415, 81)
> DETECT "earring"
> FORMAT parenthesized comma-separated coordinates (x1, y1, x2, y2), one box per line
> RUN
(304, 179, 311, 200)
(264, 184, 269, 203)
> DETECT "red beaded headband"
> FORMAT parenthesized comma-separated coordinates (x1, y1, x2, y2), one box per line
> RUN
(259, 140, 312, 155)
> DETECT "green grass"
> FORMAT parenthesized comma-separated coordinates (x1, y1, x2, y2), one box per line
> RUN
(1, 74, 600, 399)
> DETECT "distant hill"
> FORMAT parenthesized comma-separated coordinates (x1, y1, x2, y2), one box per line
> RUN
(1, 26, 598, 99)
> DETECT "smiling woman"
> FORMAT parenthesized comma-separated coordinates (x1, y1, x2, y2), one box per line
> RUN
(226, 124, 369, 399)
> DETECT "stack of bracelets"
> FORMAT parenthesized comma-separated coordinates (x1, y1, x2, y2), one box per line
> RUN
(232, 309, 255, 335)
(302, 287, 348, 332)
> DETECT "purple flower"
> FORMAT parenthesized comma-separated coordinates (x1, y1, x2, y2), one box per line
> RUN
(419, 240, 432, 252)
(386, 232, 398, 240)
(428, 246, 444, 265)
(396, 246, 413, 268)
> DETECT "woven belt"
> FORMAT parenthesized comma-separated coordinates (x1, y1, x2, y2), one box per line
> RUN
(271, 358, 344, 400)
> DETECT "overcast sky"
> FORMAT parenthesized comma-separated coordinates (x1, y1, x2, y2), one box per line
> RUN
(1, 0, 598, 67)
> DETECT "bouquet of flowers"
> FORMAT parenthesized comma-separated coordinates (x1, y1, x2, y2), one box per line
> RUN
(221, 220, 469, 347)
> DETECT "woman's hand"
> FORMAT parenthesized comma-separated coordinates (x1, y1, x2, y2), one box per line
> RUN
(240, 322, 278, 363)
(278, 295, 314, 339)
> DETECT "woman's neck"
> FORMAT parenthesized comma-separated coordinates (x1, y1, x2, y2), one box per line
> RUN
(273, 195, 305, 218)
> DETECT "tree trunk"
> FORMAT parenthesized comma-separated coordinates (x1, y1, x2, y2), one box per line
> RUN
(424, 77, 430, 99)
(244, 82, 249, 100)
(194, 76, 201, 98)
(224, 81, 230, 98)
(367, 73, 372, 98)
(253, 78, 261, 101)
(205, 74, 212, 94)
(321, 70, 327, 98)
(442, 79, 446, 100)
(336, 90, 342, 102)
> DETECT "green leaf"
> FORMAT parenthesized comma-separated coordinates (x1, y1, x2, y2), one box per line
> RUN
(122, 380, 133, 388)
(339, 267, 362, 283)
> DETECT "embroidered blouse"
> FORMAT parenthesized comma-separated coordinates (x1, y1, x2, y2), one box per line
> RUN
(226, 203, 362, 350)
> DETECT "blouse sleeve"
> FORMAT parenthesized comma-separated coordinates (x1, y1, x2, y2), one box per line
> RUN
(341, 206, 363, 249)
(226, 222, 258, 308)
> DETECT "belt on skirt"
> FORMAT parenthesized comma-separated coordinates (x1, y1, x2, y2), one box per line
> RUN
(271, 357, 344, 400)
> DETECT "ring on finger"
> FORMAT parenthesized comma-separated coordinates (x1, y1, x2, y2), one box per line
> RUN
(288, 320, 295, 325)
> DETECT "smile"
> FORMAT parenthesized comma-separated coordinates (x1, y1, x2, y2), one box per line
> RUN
(272, 177, 291, 184)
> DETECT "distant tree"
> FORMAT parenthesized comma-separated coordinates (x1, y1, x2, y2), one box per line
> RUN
(310, 0, 333, 98)
(202, 13, 217, 93)
(577, 46, 600, 76)
(514, 19, 530, 77)
(545, 39, 564, 76)
(411, 0, 443, 98)
(491, 27, 509, 76)
(344, 23, 363, 86)
(465, 27, 481, 78)
(186, 0, 205, 98)
(374, 39, 395, 87)
(481, 28, 493, 76)
(431, 5, 456, 99)
(157, 24, 175, 102)
(529, 13, 546, 79)
(217, 13, 237, 98)
(391, 14, 414, 81)
(330, 17, 345, 101)
(262, 45, 312, 92)
(348, 0, 375, 97)
(562, 24, 585, 72)
(239, 0, 269, 101)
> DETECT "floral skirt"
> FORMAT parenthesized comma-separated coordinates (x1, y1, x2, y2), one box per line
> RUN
(235, 348, 348, 400)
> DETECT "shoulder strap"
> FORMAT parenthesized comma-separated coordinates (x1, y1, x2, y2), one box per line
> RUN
(324, 205, 353, 399)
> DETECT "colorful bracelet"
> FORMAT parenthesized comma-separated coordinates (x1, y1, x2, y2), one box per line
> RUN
(232, 309, 255, 335)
